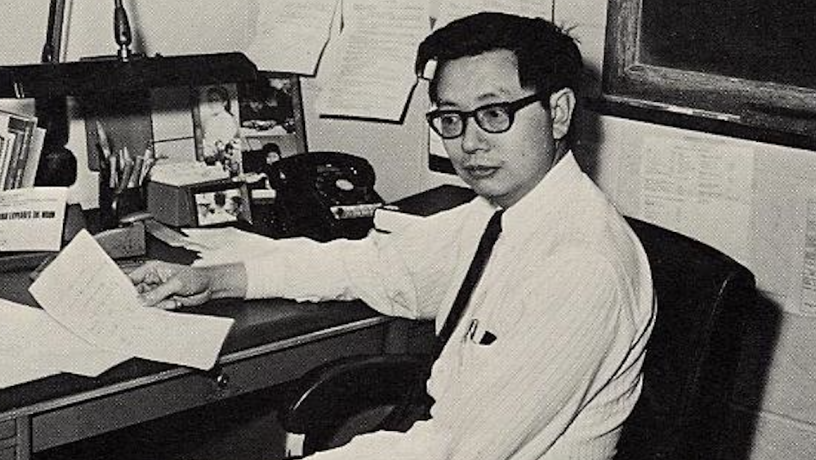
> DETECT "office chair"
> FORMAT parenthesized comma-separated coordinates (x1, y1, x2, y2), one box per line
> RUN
(277, 217, 756, 460)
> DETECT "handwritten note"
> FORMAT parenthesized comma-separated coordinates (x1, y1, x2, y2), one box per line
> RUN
(0, 298, 130, 381)
(316, 0, 429, 120)
(246, 0, 340, 74)
(29, 230, 234, 370)
(0, 187, 67, 251)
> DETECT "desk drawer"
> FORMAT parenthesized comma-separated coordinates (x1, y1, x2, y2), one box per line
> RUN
(32, 323, 389, 452)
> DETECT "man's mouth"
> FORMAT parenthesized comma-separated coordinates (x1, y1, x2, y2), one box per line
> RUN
(464, 164, 499, 178)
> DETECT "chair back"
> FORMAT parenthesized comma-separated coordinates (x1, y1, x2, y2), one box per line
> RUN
(615, 218, 756, 460)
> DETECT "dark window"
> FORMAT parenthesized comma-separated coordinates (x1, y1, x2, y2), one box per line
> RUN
(599, 0, 816, 150)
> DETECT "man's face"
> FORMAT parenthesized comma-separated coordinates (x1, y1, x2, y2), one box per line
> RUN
(434, 49, 560, 208)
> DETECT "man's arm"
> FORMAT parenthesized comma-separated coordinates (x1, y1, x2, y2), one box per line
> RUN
(244, 205, 476, 320)
(131, 261, 248, 309)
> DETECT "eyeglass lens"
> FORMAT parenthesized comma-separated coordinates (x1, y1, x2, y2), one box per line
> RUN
(427, 94, 542, 139)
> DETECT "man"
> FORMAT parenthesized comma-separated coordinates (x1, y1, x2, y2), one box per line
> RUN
(130, 12, 655, 459)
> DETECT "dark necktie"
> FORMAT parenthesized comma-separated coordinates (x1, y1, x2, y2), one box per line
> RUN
(432, 210, 504, 361)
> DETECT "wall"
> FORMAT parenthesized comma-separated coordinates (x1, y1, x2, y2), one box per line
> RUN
(554, 1, 816, 458)
(2, 0, 815, 457)
(0, 0, 437, 206)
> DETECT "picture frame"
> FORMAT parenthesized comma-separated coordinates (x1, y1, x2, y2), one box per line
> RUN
(236, 72, 307, 175)
(190, 179, 252, 228)
(191, 83, 244, 176)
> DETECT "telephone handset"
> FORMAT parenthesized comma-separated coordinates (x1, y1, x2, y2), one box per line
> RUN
(263, 151, 383, 241)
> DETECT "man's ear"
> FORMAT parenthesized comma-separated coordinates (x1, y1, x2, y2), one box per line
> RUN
(549, 88, 576, 140)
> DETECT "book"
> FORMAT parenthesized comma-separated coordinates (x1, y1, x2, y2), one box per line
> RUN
(7, 113, 37, 189)
(21, 127, 45, 188)
(0, 131, 16, 189)
(0, 109, 39, 190)
(4, 130, 23, 190)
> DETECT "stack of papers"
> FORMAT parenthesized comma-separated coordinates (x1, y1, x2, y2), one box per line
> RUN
(148, 161, 229, 186)
(0, 230, 235, 389)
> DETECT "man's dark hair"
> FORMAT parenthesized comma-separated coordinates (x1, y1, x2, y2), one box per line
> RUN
(415, 12, 583, 103)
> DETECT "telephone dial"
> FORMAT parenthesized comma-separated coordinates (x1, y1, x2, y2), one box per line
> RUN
(260, 151, 383, 241)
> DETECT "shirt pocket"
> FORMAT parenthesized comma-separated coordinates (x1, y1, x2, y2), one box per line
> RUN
(460, 321, 501, 373)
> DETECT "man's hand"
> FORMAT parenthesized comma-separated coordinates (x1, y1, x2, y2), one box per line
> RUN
(128, 261, 216, 310)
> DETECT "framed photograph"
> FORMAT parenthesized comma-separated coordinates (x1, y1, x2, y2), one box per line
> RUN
(237, 72, 307, 175)
(191, 83, 244, 176)
(191, 180, 252, 227)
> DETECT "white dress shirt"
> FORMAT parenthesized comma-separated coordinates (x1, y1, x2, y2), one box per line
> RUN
(245, 152, 655, 459)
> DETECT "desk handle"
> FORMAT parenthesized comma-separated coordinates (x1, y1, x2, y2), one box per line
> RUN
(215, 371, 230, 389)
(205, 365, 230, 390)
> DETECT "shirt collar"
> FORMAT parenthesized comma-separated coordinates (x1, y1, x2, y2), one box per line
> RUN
(473, 151, 582, 233)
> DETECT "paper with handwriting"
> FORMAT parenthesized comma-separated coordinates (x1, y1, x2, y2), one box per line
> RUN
(0, 298, 130, 384)
(29, 230, 234, 370)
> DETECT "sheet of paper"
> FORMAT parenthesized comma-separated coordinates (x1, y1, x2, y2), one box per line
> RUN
(0, 358, 58, 390)
(429, 129, 448, 158)
(622, 134, 754, 266)
(435, 0, 551, 29)
(800, 198, 816, 315)
(246, 0, 339, 75)
(0, 187, 67, 251)
(29, 230, 234, 370)
(179, 227, 279, 266)
(0, 298, 130, 378)
(750, 148, 816, 316)
(316, 0, 429, 120)
(373, 207, 426, 234)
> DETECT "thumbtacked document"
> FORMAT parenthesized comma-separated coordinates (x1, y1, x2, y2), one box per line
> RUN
(29, 230, 234, 371)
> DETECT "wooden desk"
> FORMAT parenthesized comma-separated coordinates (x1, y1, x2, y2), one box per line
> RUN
(0, 238, 395, 460)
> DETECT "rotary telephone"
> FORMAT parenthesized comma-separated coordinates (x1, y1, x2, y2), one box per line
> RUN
(260, 151, 383, 241)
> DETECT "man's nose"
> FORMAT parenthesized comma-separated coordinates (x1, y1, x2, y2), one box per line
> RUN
(460, 116, 487, 154)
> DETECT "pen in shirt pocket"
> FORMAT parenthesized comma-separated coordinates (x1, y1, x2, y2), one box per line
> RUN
(467, 319, 497, 345)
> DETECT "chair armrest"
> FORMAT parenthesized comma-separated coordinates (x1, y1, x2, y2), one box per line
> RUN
(279, 354, 431, 435)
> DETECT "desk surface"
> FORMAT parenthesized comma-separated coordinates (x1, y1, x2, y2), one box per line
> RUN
(0, 233, 382, 420)
(0, 186, 472, 457)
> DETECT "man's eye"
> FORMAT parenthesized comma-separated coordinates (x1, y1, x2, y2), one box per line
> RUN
(480, 106, 508, 120)
(439, 114, 460, 126)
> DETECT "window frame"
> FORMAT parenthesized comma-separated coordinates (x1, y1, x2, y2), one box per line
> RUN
(600, 0, 816, 151)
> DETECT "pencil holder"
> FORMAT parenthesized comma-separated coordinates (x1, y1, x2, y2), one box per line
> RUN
(99, 179, 146, 230)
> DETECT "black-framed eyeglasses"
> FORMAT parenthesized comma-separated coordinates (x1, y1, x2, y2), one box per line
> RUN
(426, 93, 544, 139)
